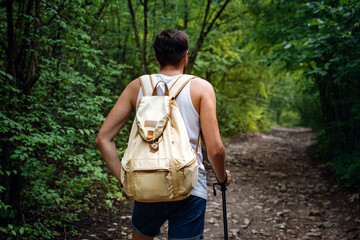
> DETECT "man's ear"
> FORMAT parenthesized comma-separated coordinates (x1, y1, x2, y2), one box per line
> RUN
(154, 52, 159, 62)
(183, 50, 189, 63)
(182, 51, 189, 73)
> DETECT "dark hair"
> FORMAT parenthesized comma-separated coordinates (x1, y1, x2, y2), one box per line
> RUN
(153, 29, 189, 66)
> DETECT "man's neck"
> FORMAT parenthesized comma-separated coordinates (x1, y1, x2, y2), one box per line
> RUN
(158, 64, 185, 76)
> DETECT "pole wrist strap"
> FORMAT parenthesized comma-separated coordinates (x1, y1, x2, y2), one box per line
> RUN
(216, 170, 228, 185)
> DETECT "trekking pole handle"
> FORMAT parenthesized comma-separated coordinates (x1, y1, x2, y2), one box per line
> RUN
(213, 171, 228, 196)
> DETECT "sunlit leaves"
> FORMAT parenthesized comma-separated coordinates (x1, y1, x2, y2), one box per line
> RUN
(247, 0, 360, 188)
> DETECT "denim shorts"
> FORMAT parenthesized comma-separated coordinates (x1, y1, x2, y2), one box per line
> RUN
(131, 195, 207, 240)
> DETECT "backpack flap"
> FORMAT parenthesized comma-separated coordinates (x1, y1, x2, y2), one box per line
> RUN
(136, 95, 171, 143)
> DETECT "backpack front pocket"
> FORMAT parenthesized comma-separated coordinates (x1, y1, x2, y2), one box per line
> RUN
(133, 170, 173, 202)
(131, 158, 173, 202)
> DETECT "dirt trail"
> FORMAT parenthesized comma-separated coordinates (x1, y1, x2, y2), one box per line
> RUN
(73, 127, 360, 240)
(200, 127, 360, 240)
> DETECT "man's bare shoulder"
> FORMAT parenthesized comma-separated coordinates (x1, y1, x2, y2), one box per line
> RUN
(128, 78, 141, 89)
(189, 77, 215, 113)
(124, 78, 141, 95)
(190, 77, 214, 94)
(122, 78, 140, 108)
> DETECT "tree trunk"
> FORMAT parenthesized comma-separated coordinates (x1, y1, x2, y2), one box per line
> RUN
(186, 0, 231, 74)
(2, 0, 42, 225)
(23, 0, 41, 94)
(184, 0, 188, 29)
(6, 0, 16, 81)
(142, 0, 149, 72)
(127, 0, 149, 74)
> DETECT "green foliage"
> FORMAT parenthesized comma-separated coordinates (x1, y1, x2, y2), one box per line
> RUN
(247, 0, 360, 189)
(2, 0, 359, 238)
(1, 0, 129, 238)
(332, 153, 360, 189)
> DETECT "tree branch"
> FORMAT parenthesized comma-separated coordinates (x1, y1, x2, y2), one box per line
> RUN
(203, 0, 231, 38)
(24, 0, 41, 93)
(200, 0, 211, 39)
(186, 0, 231, 74)
(142, 0, 148, 73)
(18, 0, 34, 85)
(15, 0, 24, 33)
(183, 0, 188, 29)
(128, 0, 148, 74)
(122, 27, 130, 63)
(162, 0, 167, 17)
(216, 11, 248, 27)
(186, 0, 211, 74)
(44, 1, 66, 26)
(127, 0, 141, 54)
(6, 0, 16, 80)
(95, 0, 109, 20)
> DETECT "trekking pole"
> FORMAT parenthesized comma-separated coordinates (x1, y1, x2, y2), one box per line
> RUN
(213, 172, 228, 240)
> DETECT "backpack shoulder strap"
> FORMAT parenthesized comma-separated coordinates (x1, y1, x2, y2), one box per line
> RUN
(169, 74, 197, 98)
(139, 75, 154, 96)
(170, 74, 201, 153)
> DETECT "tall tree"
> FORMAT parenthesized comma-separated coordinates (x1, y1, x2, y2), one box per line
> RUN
(2, 0, 42, 225)
(128, 0, 149, 74)
(186, 0, 231, 73)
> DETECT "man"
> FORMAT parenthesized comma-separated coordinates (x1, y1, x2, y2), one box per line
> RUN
(96, 29, 231, 240)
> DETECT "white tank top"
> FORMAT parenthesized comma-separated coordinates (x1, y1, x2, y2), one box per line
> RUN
(136, 74, 208, 200)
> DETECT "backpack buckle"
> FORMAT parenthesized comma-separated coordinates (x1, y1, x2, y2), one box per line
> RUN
(150, 142, 159, 152)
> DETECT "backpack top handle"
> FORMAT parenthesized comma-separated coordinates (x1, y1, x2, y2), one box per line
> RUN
(152, 80, 169, 96)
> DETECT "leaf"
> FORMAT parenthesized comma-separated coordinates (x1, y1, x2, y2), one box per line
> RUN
(306, 2, 314, 8)
(284, 43, 291, 49)
(324, 62, 330, 70)
(319, 70, 327, 76)
(317, 19, 325, 24)
(343, 12, 351, 18)
(87, 61, 96, 69)
(309, 19, 320, 26)
(0, 70, 13, 80)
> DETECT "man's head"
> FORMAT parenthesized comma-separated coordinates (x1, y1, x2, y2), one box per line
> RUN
(153, 29, 189, 67)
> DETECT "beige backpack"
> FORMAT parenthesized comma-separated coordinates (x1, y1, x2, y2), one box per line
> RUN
(120, 74, 199, 202)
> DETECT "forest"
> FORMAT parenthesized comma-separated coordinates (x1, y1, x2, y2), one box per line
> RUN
(0, 0, 359, 239)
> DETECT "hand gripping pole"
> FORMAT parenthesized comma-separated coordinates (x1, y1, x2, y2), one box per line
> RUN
(213, 171, 228, 240)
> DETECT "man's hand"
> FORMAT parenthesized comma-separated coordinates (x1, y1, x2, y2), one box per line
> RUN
(216, 169, 231, 186)
(224, 170, 231, 186)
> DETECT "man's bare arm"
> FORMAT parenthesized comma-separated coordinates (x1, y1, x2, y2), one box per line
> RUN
(95, 79, 140, 182)
(191, 78, 231, 185)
